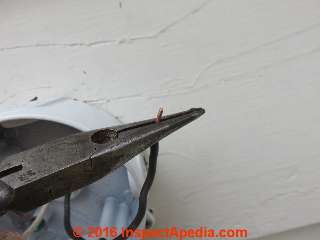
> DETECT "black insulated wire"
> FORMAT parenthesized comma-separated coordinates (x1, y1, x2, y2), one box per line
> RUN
(64, 192, 85, 240)
(113, 143, 159, 240)
(64, 142, 159, 240)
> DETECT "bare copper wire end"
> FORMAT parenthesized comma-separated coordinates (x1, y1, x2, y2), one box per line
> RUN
(155, 107, 164, 123)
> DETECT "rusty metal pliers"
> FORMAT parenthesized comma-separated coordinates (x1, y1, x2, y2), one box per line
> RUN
(0, 108, 204, 216)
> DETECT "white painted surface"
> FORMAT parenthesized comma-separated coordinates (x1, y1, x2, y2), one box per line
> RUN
(257, 223, 320, 240)
(0, 0, 320, 238)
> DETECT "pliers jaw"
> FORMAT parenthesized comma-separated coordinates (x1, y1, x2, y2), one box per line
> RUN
(0, 108, 205, 213)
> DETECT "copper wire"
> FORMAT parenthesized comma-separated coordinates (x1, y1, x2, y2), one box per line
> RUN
(155, 107, 164, 123)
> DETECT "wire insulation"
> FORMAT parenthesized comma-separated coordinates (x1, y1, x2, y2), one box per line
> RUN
(22, 203, 49, 240)
(64, 143, 159, 240)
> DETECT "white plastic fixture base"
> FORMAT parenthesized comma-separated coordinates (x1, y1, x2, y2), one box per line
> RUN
(0, 97, 147, 239)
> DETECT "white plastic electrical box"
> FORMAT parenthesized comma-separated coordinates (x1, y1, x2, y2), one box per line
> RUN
(0, 98, 147, 240)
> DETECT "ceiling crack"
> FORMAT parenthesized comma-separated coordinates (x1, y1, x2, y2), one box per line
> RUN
(0, 0, 212, 52)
